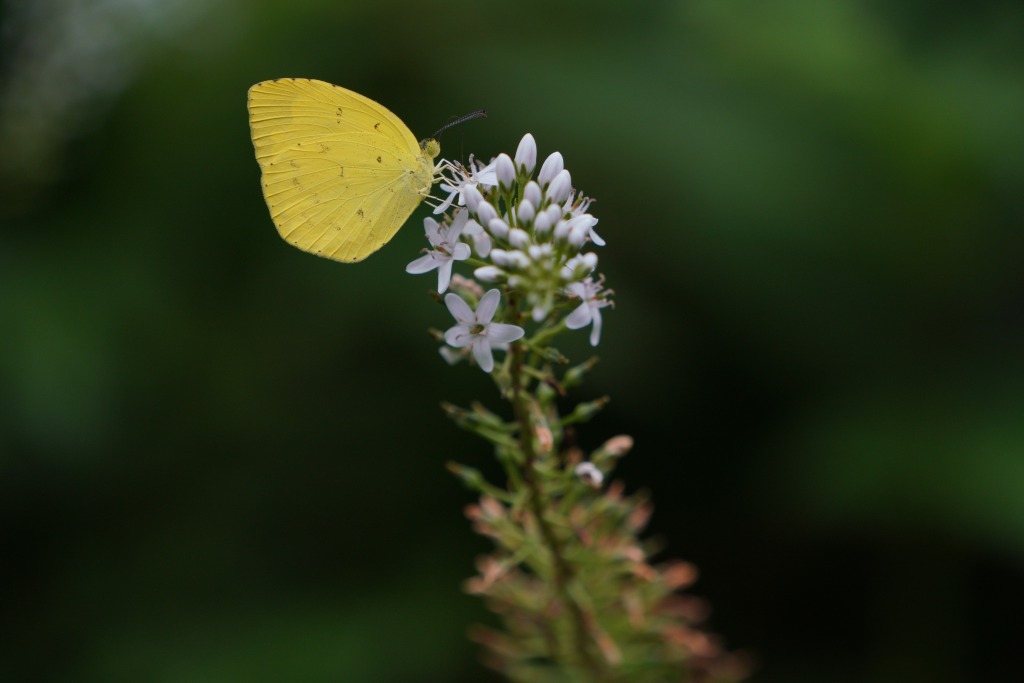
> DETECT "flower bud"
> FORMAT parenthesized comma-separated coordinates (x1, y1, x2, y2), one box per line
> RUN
(523, 180, 542, 208)
(568, 222, 588, 247)
(537, 151, 564, 187)
(574, 461, 604, 488)
(489, 248, 510, 266)
(474, 265, 505, 282)
(495, 153, 515, 189)
(507, 250, 531, 268)
(463, 185, 484, 213)
(508, 228, 530, 249)
(475, 200, 497, 225)
(528, 244, 552, 261)
(514, 133, 537, 175)
(581, 252, 598, 271)
(517, 199, 536, 224)
(534, 211, 553, 236)
(546, 169, 572, 204)
(553, 219, 570, 241)
(545, 204, 563, 225)
(602, 435, 634, 457)
(487, 217, 510, 239)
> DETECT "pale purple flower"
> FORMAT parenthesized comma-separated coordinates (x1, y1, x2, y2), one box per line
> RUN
(434, 158, 497, 214)
(444, 289, 525, 372)
(565, 277, 611, 346)
(405, 210, 472, 292)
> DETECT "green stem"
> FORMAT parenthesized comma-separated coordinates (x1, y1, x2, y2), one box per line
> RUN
(508, 341, 609, 679)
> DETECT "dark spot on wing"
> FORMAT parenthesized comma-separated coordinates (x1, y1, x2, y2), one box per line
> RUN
(374, 122, 381, 131)
(338, 166, 345, 177)
(357, 208, 365, 218)
(376, 156, 382, 163)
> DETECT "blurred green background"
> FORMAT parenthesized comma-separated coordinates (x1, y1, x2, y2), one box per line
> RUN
(3, 0, 1023, 681)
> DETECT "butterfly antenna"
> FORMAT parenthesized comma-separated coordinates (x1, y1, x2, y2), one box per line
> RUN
(431, 109, 487, 139)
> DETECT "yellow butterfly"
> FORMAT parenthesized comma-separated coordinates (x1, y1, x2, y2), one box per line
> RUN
(247, 78, 442, 263)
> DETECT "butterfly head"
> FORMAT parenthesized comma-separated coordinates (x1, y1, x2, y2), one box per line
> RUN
(420, 138, 441, 160)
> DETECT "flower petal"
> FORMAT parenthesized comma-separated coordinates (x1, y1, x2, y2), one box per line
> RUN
(439, 346, 464, 365)
(445, 293, 475, 325)
(437, 259, 454, 293)
(472, 338, 495, 372)
(444, 325, 473, 348)
(433, 190, 457, 215)
(589, 307, 603, 346)
(449, 209, 469, 239)
(423, 217, 441, 244)
(406, 253, 439, 274)
(487, 323, 525, 344)
(475, 289, 501, 324)
(565, 282, 586, 298)
(566, 302, 592, 330)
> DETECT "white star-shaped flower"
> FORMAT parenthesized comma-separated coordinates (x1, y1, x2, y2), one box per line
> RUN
(565, 277, 611, 346)
(434, 157, 498, 215)
(444, 289, 525, 373)
(405, 210, 472, 293)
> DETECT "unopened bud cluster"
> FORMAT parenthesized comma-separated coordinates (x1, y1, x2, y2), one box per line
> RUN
(459, 135, 606, 323)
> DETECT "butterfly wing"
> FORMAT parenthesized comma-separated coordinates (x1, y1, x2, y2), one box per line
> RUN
(247, 78, 434, 263)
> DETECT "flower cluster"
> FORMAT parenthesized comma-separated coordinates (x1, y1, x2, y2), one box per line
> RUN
(409, 136, 743, 680)
(406, 134, 613, 372)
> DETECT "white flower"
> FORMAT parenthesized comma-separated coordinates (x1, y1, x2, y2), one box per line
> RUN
(574, 461, 604, 488)
(405, 210, 472, 292)
(565, 277, 611, 346)
(561, 252, 598, 281)
(434, 158, 498, 214)
(444, 289, 525, 372)
(563, 192, 603, 245)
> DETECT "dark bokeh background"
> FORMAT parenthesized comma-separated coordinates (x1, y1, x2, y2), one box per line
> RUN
(3, 1, 1023, 681)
